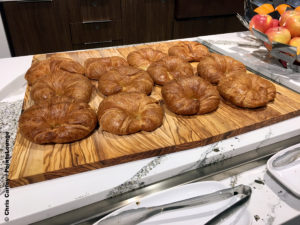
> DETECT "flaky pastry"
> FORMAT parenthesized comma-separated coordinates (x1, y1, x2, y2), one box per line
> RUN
(127, 48, 167, 70)
(97, 92, 164, 135)
(168, 41, 209, 62)
(30, 71, 92, 105)
(197, 53, 246, 84)
(98, 66, 153, 96)
(25, 56, 84, 85)
(19, 103, 97, 144)
(162, 76, 220, 115)
(147, 56, 194, 85)
(84, 56, 128, 80)
(217, 72, 276, 108)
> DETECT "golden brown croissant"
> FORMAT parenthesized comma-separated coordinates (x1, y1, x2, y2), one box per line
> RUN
(162, 76, 220, 115)
(19, 102, 97, 144)
(218, 72, 276, 108)
(147, 56, 194, 85)
(98, 66, 153, 96)
(168, 41, 209, 62)
(197, 53, 246, 85)
(84, 56, 128, 80)
(127, 48, 167, 70)
(25, 56, 85, 85)
(30, 71, 93, 105)
(97, 92, 164, 135)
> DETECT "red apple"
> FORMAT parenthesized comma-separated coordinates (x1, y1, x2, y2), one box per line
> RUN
(284, 14, 300, 38)
(271, 19, 279, 28)
(264, 27, 291, 50)
(289, 37, 300, 55)
(279, 10, 300, 26)
(249, 14, 273, 34)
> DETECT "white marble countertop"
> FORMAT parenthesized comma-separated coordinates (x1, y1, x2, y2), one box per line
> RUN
(217, 159, 300, 225)
(0, 32, 299, 225)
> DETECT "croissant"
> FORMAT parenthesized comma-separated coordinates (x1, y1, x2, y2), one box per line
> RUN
(218, 72, 276, 108)
(98, 66, 153, 96)
(147, 56, 194, 85)
(97, 92, 164, 135)
(162, 76, 220, 115)
(30, 71, 93, 105)
(127, 48, 167, 70)
(84, 56, 128, 80)
(19, 102, 97, 144)
(168, 41, 209, 62)
(25, 56, 85, 85)
(197, 53, 246, 84)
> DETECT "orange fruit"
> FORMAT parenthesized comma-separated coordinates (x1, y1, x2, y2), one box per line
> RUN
(254, 3, 275, 15)
(295, 6, 300, 12)
(275, 4, 292, 15)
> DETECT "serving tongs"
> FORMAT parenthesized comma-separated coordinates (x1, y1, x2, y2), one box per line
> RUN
(93, 184, 252, 225)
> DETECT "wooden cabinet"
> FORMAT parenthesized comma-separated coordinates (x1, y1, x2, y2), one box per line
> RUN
(173, 15, 246, 39)
(80, 0, 121, 22)
(67, 0, 124, 50)
(2, 0, 124, 56)
(69, 21, 123, 45)
(2, 0, 72, 56)
(121, 0, 174, 44)
(1, 0, 245, 56)
(173, 0, 246, 39)
(175, 0, 244, 18)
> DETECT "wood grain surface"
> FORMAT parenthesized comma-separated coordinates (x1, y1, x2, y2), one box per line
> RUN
(9, 41, 300, 187)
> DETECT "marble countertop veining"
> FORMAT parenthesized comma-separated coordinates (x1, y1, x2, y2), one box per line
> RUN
(0, 33, 300, 225)
(218, 162, 300, 225)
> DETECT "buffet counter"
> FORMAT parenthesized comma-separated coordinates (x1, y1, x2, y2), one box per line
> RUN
(0, 31, 300, 225)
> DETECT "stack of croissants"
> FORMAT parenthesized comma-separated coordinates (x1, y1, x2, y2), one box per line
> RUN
(19, 41, 276, 144)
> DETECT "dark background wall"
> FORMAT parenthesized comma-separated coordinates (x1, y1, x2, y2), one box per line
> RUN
(0, 0, 246, 56)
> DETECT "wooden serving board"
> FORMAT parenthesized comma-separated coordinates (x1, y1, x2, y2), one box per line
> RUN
(9, 41, 300, 187)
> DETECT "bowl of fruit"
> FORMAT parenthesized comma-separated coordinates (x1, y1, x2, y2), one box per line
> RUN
(239, 0, 300, 71)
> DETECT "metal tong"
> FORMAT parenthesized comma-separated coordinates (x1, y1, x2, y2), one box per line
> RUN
(93, 184, 252, 225)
